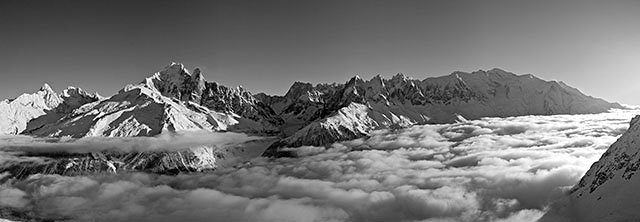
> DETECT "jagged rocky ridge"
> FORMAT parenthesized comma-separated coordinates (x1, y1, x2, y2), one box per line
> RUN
(0, 140, 268, 179)
(0, 84, 100, 135)
(3, 147, 218, 179)
(0, 63, 623, 177)
(260, 68, 622, 156)
(21, 63, 281, 138)
(540, 115, 640, 221)
(0, 63, 281, 178)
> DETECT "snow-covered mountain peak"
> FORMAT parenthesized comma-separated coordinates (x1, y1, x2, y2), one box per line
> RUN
(141, 62, 205, 102)
(284, 81, 315, 100)
(40, 83, 55, 92)
(369, 75, 386, 90)
(4, 63, 284, 138)
(371, 74, 384, 82)
(487, 67, 509, 74)
(346, 75, 365, 85)
(388, 73, 409, 83)
(192, 67, 204, 80)
(37, 83, 64, 108)
(59, 86, 101, 109)
(61, 86, 89, 98)
(159, 62, 191, 79)
(0, 64, 624, 161)
(472, 68, 542, 82)
(0, 83, 65, 135)
(262, 69, 622, 156)
(0, 64, 627, 180)
(165, 62, 190, 74)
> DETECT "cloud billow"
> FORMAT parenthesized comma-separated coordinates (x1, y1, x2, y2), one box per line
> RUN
(1, 109, 638, 222)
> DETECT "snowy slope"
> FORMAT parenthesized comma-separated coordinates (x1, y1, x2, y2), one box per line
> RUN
(24, 85, 226, 137)
(0, 134, 275, 179)
(0, 65, 622, 159)
(0, 84, 100, 135)
(261, 69, 622, 156)
(540, 115, 640, 222)
(141, 63, 282, 134)
(145, 62, 282, 132)
(23, 63, 281, 137)
(418, 69, 618, 119)
(3, 146, 219, 178)
(0, 63, 284, 177)
(262, 102, 423, 157)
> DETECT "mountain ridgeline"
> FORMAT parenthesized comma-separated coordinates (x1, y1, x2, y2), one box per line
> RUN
(258, 68, 621, 156)
(0, 63, 622, 176)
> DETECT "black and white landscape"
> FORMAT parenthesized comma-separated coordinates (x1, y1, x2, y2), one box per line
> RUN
(0, 63, 637, 221)
(2, 1, 640, 222)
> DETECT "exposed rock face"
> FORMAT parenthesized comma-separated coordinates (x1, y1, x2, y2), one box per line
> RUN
(260, 69, 622, 156)
(3, 66, 617, 150)
(0, 63, 281, 178)
(572, 116, 640, 196)
(58, 87, 102, 112)
(541, 115, 640, 222)
(0, 64, 623, 176)
(3, 146, 220, 179)
(199, 82, 282, 131)
(22, 63, 282, 138)
(145, 63, 282, 133)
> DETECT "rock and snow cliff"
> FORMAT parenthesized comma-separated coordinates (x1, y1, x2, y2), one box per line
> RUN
(0, 63, 282, 177)
(541, 115, 640, 222)
(0, 84, 100, 135)
(20, 63, 281, 138)
(143, 63, 282, 133)
(1, 65, 618, 144)
(0, 63, 623, 175)
(261, 68, 622, 156)
(2, 139, 270, 179)
(4, 147, 219, 178)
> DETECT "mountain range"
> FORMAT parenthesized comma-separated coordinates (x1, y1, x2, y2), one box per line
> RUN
(0, 62, 623, 176)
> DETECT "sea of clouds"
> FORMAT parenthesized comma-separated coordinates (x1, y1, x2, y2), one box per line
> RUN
(1, 109, 639, 222)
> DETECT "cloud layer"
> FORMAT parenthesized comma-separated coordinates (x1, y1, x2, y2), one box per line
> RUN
(1, 109, 638, 221)
(0, 131, 265, 154)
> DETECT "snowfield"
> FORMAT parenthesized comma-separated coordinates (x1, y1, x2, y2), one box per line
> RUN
(1, 109, 637, 222)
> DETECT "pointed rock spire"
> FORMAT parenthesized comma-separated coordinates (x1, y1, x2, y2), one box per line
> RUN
(346, 75, 364, 86)
(285, 81, 314, 100)
(370, 74, 385, 88)
(162, 62, 190, 76)
(40, 83, 55, 92)
(36, 83, 63, 108)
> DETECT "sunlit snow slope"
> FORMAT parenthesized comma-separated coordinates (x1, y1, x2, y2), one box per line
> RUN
(542, 115, 640, 222)
(261, 69, 622, 156)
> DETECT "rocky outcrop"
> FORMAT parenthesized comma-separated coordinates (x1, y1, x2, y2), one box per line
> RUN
(0, 64, 623, 174)
(540, 115, 640, 222)
(22, 63, 282, 138)
(3, 146, 220, 179)
(261, 69, 622, 156)
(0, 63, 282, 178)
(145, 63, 282, 133)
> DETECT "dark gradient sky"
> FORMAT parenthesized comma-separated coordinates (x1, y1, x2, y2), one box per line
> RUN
(1, 0, 639, 104)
